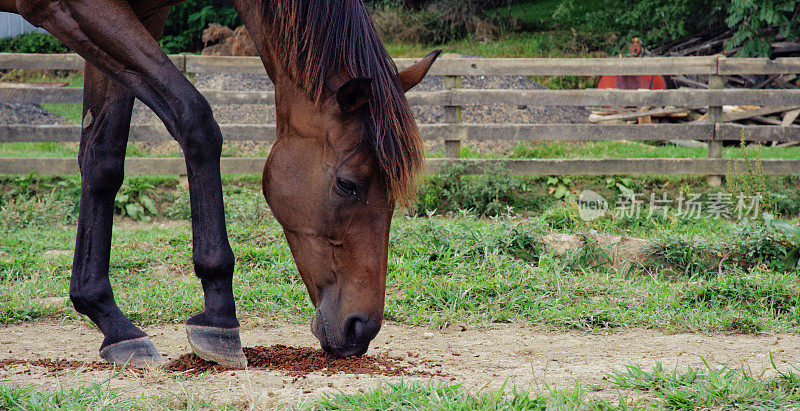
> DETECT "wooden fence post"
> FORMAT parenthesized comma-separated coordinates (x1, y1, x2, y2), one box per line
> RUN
(707, 72, 725, 187)
(443, 71, 462, 159)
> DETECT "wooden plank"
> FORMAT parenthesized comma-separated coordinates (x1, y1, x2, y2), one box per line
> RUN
(782, 108, 800, 127)
(13, 53, 800, 77)
(0, 124, 277, 142)
(424, 158, 800, 176)
(11, 87, 800, 108)
(184, 55, 264, 74)
(715, 124, 800, 142)
(2, 123, 714, 143)
(396, 56, 718, 76)
(0, 85, 83, 104)
(9, 123, 797, 144)
(4, 157, 799, 176)
(0, 157, 265, 175)
(722, 106, 800, 122)
(0, 53, 185, 72)
(718, 57, 800, 75)
(418, 123, 714, 142)
(588, 107, 688, 123)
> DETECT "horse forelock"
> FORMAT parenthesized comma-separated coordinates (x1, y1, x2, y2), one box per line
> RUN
(263, 0, 422, 202)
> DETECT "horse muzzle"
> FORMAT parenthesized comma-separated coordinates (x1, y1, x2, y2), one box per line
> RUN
(311, 308, 382, 357)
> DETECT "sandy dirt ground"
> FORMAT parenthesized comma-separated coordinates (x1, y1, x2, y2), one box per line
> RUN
(1, 320, 798, 408)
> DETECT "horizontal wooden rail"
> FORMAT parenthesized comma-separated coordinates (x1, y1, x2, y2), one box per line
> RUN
(2, 157, 799, 176)
(6, 87, 800, 107)
(2, 123, 799, 143)
(2, 53, 799, 75)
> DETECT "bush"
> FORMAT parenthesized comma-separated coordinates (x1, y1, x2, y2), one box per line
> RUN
(553, 0, 800, 57)
(160, 0, 241, 53)
(371, 0, 513, 43)
(0, 32, 69, 54)
(411, 162, 530, 217)
(553, 0, 725, 53)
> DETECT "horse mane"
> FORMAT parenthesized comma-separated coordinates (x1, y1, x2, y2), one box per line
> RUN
(263, 0, 422, 201)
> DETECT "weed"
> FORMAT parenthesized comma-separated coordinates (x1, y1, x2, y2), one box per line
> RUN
(114, 180, 159, 222)
(611, 360, 800, 409)
(685, 274, 800, 316)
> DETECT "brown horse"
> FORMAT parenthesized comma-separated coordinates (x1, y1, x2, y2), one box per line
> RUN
(0, 0, 439, 366)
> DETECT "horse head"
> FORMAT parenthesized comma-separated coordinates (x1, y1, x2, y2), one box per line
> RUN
(262, 50, 440, 356)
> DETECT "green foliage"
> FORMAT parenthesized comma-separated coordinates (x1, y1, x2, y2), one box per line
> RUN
(726, 0, 800, 57)
(411, 162, 532, 217)
(114, 180, 159, 222)
(553, 0, 799, 57)
(765, 213, 800, 270)
(160, 0, 241, 53)
(554, 0, 725, 52)
(0, 32, 69, 54)
(371, 0, 517, 44)
(546, 176, 575, 201)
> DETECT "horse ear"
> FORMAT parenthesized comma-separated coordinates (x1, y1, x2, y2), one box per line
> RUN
(398, 49, 442, 92)
(337, 77, 373, 112)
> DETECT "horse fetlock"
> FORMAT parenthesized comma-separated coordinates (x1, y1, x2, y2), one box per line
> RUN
(69, 285, 112, 318)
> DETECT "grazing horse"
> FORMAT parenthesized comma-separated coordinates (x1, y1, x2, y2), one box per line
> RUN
(0, 0, 440, 366)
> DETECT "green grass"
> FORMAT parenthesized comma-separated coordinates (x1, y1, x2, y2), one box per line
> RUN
(1, 176, 798, 332)
(510, 141, 800, 160)
(307, 361, 800, 409)
(6, 360, 800, 409)
(0, 379, 132, 410)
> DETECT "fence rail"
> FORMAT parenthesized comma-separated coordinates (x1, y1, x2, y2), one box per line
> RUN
(1, 53, 799, 179)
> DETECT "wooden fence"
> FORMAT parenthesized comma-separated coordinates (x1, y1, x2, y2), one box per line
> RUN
(1, 53, 799, 181)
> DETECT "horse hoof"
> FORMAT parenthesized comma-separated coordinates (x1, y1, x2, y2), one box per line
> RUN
(99, 337, 164, 367)
(186, 324, 247, 368)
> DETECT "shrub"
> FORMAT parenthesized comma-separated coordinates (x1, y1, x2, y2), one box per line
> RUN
(0, 32, 69, 54)
(410, 162, 528, 217)
(371, 0, 513, 43)
(160, 0, 241, 53)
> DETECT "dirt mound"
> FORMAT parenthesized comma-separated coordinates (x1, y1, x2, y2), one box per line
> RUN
(166, 344, 442, 377)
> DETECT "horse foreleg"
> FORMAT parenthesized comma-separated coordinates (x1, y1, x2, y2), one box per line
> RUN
(72, 62, 161, 365)
(18, 0, 243, 367)
(68, 8, 172, 366)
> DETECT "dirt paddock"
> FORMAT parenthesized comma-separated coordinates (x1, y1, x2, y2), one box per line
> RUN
(1, 321, 798, 407)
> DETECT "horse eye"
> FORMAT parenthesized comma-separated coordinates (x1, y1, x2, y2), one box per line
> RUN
(336, 177, 359, 197)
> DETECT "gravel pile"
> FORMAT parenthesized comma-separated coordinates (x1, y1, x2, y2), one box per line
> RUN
(0, 103, 68, 125)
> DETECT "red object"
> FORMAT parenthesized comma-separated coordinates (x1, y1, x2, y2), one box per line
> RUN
(597, 75, 671, 90)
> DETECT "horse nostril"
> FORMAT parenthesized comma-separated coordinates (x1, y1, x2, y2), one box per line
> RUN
(343, 314, 380, 346)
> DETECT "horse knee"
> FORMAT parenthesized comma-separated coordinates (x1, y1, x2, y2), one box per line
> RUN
(79, 150, 125, 196)
(193, 246, 235, 279)
(175, 95, 222, 160)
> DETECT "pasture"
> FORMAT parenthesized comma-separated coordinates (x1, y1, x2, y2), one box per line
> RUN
(1, 174, 800, 408)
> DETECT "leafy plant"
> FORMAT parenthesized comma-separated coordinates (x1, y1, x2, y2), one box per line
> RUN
(546, 176, 575, 201)
(114, 180, 158, 222)
(605, 176, 633, 195)
(765, 213, 800, 270)
(725, 0, 800, 57)
(411, 162, 527, 217)
(160, 0, 242, 53)
(0, 33, 69, 54)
